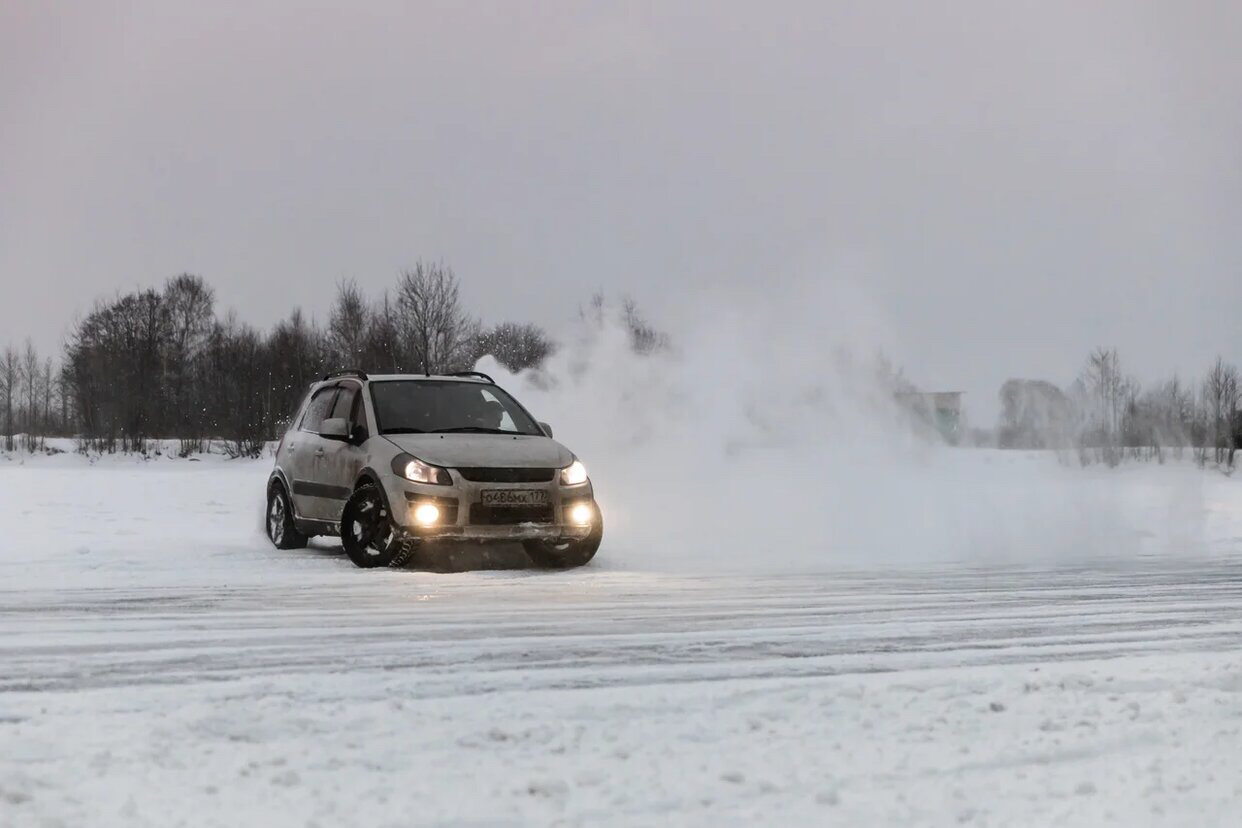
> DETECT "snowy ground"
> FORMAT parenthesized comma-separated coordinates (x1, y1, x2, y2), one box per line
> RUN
(3, 448, 1242, 826)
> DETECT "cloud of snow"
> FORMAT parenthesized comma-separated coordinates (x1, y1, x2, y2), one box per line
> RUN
(478, 281, 1205, 573)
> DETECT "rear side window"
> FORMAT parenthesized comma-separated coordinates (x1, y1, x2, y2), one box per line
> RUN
(299, 387, 338, 433)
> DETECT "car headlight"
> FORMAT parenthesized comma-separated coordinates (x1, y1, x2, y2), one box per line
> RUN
(560, 459, 588, 486)
(392, 454, 452, 485)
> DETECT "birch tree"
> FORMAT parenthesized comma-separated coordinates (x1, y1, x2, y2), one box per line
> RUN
(396, 263, 478, 375)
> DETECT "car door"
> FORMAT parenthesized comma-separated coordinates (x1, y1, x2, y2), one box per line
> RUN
(288, 385, 338, 520)
(308, 381, 368, 521)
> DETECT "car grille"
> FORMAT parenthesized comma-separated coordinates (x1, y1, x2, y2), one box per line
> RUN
(456, 467, 557, 483)
(468, 504, 555, 525)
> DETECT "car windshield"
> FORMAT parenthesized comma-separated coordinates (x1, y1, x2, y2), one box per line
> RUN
(370, 380, 543, 436)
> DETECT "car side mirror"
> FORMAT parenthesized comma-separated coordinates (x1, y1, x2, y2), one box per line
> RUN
(319, 417, 350, 441)
(539, 422, 554, 438)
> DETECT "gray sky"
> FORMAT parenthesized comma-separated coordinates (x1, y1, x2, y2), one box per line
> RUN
(3, 1, 1240, 421)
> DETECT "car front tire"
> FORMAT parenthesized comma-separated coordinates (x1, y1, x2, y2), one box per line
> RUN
(523, 515, 603, 569)
(340, 483, 417, 569)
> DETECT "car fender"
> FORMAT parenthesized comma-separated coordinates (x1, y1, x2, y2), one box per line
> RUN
(355, 466, 404, 520)
(268, 468, 291, 495)
(355, 466, 383, 491)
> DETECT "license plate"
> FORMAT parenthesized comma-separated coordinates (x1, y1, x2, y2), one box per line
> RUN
(481, 489, 548, 507)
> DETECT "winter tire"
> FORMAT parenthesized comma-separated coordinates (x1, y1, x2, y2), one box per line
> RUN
(267, 483, 309, 550)
(340, 484, 417, 568)
(523, 514, 603, 569)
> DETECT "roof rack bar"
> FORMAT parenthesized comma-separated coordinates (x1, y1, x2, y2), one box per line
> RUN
(448, 370, 495, 384)
(322, 369, 369, 382)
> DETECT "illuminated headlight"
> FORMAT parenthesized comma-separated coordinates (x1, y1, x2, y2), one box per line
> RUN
(560, 460, 588, 486)
(413, 502, 440, 527)
(568, 502, 593, 526)
(392, 454, 451, 485)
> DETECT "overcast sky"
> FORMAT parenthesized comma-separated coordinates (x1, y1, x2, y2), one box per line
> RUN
(3, 1, 1240, 421)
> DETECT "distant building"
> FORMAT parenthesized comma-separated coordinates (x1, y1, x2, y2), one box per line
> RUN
(895, 391, 964, 443)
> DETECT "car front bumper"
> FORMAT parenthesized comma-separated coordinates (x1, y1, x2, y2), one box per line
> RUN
(380, 471, 598, 543)
(402, 522, 596, 542)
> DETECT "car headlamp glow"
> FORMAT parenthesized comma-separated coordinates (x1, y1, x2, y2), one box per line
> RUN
(392, 454, 451, 485)
(568, 502, 593, 526)
(413, 502, 440, 526)
(560, 460, 588, 486)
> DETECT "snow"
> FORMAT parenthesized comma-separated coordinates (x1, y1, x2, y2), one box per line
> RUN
(3, 446, 1242, 825)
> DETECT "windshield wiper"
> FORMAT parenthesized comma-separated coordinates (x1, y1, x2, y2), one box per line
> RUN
(431, 426, 515, 435)
(382, 427, 427, 434)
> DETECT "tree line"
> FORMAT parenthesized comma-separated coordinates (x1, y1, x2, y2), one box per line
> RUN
(4, 273, 1238, 468)
(1, 263, 662, 457)
(0, 343, 64, 453)
(997, 348, 1242, 467)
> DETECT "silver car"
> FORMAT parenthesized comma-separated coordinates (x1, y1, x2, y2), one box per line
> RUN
(265, 370, 601, 569)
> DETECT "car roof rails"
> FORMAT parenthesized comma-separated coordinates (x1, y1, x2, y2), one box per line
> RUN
(322, 369, 369, 382)
(448, 371, 495, 384)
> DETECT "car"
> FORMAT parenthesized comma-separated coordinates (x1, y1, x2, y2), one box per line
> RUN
(265, 369, 602, 569)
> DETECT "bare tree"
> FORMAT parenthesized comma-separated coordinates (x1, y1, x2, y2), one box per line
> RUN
(163, 274, 215, 452)
(1079, 348, 1126, 465)
(326, 280, 370, 368)
(66, 298, 124, 452)
(267, 308, 326, 433)
(1129, 376, 1196, 462)
(57, 365, 71, 437)
(1160, 375, 1196, 457)
(363, 291, 403, 372)
(119, 290, 170, 452)
(20, 340, 40, 451)
(581, 293, 670, 354)
(1, 347, 16, 451)
(396, 263, 478, 375)
(201, 314, 270, 458)
(621, 297, 668, 354)
(1204, 357, 1240, 466)
(39, 358, 53, 448)
(472, 322, 554, 372)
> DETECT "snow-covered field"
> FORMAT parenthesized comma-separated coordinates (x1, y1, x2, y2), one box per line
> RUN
(2, 447, 1242, 826)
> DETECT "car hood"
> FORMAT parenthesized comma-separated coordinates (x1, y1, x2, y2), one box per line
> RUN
(381, 433, 574, 469)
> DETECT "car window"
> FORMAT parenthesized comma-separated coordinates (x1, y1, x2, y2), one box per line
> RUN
(329, 384, 369, 441)
(299, 387, 338, 433)
(331, 385, 357, 422)
(369, 381, 542, 436)
(480, 388, 518, 431)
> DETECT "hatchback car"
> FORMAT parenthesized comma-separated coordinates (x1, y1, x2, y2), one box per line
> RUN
(266, 370, 601, 569)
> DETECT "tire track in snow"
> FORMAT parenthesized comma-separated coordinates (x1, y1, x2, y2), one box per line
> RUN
(4, 558, 1242, 695)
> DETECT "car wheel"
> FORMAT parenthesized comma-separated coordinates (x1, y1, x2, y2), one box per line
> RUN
(523, 516, 603, 569)
(340, 483, 417, 568)
(267, 483, 308, 550)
